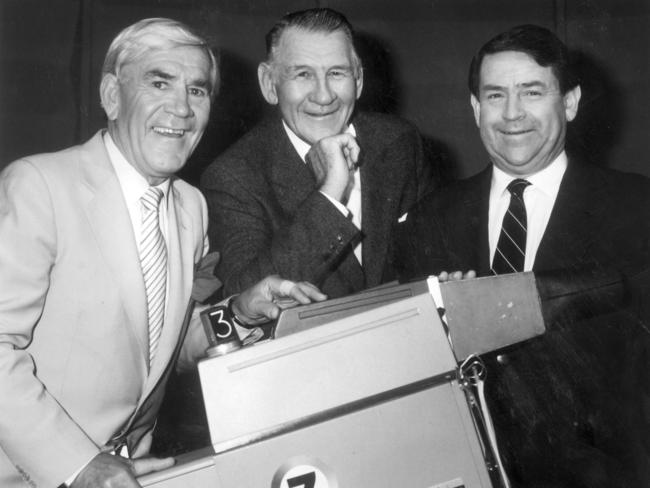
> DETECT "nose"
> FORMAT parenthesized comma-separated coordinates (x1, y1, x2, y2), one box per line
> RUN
(503, 93, 525, 121)
(167, 88, 194, 118)
(310, 76, 336, 106)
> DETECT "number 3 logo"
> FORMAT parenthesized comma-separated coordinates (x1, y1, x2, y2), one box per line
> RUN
(211, 309, 233, 339)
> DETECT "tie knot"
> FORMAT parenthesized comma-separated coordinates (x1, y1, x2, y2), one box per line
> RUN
(141, 187, 164, 211)
(507, 178, 530, 198)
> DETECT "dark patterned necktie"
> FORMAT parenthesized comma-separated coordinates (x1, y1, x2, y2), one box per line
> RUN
(491, 179, 530, 275)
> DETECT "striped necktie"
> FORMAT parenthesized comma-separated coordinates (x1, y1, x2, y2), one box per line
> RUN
(140, 187, 167, 366)
(491, 179, 530, 275)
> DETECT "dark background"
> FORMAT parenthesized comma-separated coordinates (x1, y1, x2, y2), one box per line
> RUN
(1, 0, 648, 455)
(1, 0, 649, 182)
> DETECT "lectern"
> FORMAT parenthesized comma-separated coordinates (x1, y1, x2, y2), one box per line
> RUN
(139, 273, 545, 488)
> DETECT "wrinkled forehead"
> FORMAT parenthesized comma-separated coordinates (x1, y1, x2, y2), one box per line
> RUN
(273, 27, 356, 65)
(119, 40, 217, 92)
(121, 46, 212, 87)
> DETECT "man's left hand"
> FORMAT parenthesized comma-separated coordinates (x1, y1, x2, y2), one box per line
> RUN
(231, 276, 327, 325)
(438, 270, 477, 282)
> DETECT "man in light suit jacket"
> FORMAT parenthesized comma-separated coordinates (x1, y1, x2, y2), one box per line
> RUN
(392, 25, 650, 487)
(200, 7, 432, 299)
(0, 18, 324, 488)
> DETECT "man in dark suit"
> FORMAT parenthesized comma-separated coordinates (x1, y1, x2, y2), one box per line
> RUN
(200, 7, 432, 299)
(393, 25, 650, 487)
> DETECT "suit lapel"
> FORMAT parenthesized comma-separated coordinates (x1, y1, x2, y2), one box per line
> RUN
(476, 174, 492, 274)
(269, 119, 365, 291)
(534, 162, 602, 270)
(79, 132, 148, 377)
(266, 118, 374, 292)
(269, 119, 317, 214)
(125, 183, 202, 448)
(356, 118, 397, 287)
(463, 166, 492, 275)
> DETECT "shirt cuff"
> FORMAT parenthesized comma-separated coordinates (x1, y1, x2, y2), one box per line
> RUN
(319, 191, 351, 219)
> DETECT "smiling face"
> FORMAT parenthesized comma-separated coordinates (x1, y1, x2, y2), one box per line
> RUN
(470, 50, 580, 177)
(101, 45, 212, 185)
(258, 27, 363, 145)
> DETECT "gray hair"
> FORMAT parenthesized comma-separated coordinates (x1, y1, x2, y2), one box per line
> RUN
(102, 17, 219, 96)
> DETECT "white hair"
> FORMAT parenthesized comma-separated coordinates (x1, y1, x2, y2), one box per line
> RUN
(102, 17, 219, 96)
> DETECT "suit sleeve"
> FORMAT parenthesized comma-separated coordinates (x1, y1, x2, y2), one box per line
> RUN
(0, 160, 99, 487)
(202, 161, 359, 296)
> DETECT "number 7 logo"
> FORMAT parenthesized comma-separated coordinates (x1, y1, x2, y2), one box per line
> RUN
(286, 471, 316, 488)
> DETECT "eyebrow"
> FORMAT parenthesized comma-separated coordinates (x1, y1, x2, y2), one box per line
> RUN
(285, 64, 312, 72)
(481, 80, 548, 91)
(145, 68, 210, 88)
(145, 69, 175, 81)
(286, 63, 353, 71)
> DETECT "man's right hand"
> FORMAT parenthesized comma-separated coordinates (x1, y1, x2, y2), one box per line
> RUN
(71, 452, 175, 488)
(306, 133, 360, 202)
(231, 275, 327, 326)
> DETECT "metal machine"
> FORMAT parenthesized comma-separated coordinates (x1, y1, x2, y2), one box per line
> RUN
(139, 274, 544, 488)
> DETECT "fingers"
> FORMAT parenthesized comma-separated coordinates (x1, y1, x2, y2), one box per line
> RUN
(341, 140, 360, 169)
(437, 270, 476, 282)
(293, 281, 328, 302)
(270, 279, 326, 309)
(252, 300, 282, 320)
(449, 271, 464, 281)
(233, 276, 327, 325)
(277, 279, 295, 295)
(131, 456, 176, 477)
(307, 134, 360, 202)
(282, 281, 327, 305)
(269, 279, 305, 310)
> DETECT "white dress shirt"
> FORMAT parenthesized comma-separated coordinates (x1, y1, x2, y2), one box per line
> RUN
(104, 132, 171, 246)
(282, 121, 363, 264)
(488, 152, 568, 271)
(66, 132, 172, 484)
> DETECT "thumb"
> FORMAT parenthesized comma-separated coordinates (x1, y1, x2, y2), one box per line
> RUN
(132, 456, 176, 476)
(254, 300, 281, 321)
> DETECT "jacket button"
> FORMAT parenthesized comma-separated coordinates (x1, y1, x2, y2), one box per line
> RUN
(496, 354, 509, 365)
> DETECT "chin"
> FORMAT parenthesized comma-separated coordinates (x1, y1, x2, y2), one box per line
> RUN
(309, 127, 342, 142)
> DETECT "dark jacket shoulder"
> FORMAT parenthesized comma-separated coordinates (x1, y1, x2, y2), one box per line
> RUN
(353, 111, 420, 140)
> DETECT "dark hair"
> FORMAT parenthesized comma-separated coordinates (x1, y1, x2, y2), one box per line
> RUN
(264, 8, 360, 70)
(468, 24, 577, 97)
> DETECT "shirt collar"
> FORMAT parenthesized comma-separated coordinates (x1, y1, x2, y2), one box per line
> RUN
(491, 151, 568, 199)
(103, 131, 170, 205)
(282, 120, 357, 162)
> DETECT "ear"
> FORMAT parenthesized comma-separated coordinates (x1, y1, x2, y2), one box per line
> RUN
(355, 67, 364, 100)
(100, 74, 120, 121)
(564, 84, 581, 122)
(257, 62, 278, 105)
(470, 94, 481, 128)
